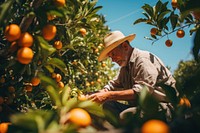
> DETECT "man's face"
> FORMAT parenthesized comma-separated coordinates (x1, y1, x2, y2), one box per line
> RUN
(107, 42, 129, 67)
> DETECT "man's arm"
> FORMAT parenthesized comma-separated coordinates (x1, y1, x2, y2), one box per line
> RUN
(88, 89, 136, 103)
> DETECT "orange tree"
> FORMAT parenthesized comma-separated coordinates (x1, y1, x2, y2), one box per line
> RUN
(0, 0, 117, 127)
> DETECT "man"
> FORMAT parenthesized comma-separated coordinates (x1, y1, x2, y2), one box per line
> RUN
(88, 31, 178, 122)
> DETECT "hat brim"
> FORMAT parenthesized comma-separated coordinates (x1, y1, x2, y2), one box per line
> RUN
(98, 34, 136, 61)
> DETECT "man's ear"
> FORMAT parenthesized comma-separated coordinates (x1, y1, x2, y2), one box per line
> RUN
(121, 42, 129, 50)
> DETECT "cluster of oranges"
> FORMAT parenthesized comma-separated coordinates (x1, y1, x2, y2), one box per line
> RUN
(24, 77, 41, 92)
(150, 27, 185, 47)
(4, 24, 34, 64)
(51, 73, 65, 88)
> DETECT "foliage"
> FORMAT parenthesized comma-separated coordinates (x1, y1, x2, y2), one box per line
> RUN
(133, 0, 200, 61)
(0, 0, 117, 123)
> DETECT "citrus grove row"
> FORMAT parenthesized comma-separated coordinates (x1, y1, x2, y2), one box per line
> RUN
(0, 0, 200, 133)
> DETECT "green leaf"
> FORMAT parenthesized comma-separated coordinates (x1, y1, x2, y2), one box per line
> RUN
(47, 10, 64, 17)
(133, 18, 149, 25)
(10, 110, 55, 132)
(36, 36, 56, 56)
(78, 101, 104, 117)
(142, 4, 154, 18)
(170, 12, 179, 30)
(0, 0, 14, 26)
(47, 58, 67, 74)
(61, 85, 71, 105)
(155, 0, 162, 15)
(46, 85, 62, 108)
(157, 10, 171, 21)
(139, 86, 159, 113)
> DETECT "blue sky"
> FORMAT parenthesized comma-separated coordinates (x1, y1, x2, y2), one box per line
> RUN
(96, 0, 194, 73)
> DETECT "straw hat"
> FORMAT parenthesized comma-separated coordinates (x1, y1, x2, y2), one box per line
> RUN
(98, 31, 136, 61)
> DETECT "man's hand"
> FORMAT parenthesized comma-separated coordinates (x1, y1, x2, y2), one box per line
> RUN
(88, 91, 111, 103)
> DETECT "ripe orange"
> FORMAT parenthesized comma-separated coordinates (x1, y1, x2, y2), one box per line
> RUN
(165, 39, 173, 47)
(0, 77, 5, 83)
(31, 77, 40, 86)
(90, 81, 94, 85)
(94, 48, 99, 53)
(97, 78, 101, 83)
(17, 32, 33, 47)
(0, 122, 11, 133)
(78, 94, 87, 101)
(68, 108, 91, 127)
(47, 14, 56, 21)
(54, 40, 63, 49)
(171, 0, 178, 8)
(8, 86, 15, 93)
(58, 81, 64, 88)
(79, 28, 87, 36)
(51, 72, 57, 78)
(0, 96, 4, 104)
(5, 24, 21, 42)
(176, 29, 185, 38)
(141, 119, 169, 133)
(54, 0, 65, 7)
(42, 24, 57, 41)
(150, 28, 158, 36)
(24, 85, 33, 92)
(179, 97, 191, 108)
(101, 63, 106, 67)
(17, 47, 34, 64)
(55, 73, 62, 82)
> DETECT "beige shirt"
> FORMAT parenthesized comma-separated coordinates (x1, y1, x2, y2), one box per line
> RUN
(104, 48, 178, 102)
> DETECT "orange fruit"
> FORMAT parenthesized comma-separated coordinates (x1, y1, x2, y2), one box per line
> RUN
(17, 47, 34, 64)
(31, 77, 40, 86)
(54, 0, 65, 7)
(79, 28, 87, 36)
(47, 14, 56, 21)
(0, 96, 4, 104)
(8, 86, 15, 93)
(17, 32, 33, 47)
(0, 77, 5, 83)
(54, 40, 63, 49)
(24, 85, 33, 92)
(101, 63, 106, 67)
(165, 39, 173, 47)
(97, 78, 101, 83)
(55, 73, 62, 82)
(0, 122, 11, 133)
(171, 0, 178, 8)
(51, 72, 57, 78)
(94, 48, 99, 53)
(176, 29, 185, 38)
(58, 81, 64, 88)
(5, 24, 21, 42)
(179, 97, 191, 108)
(90, 81, 94, 85)
(150, 28, 158, 36)
(141, 119, 169, 133)
(78, 94, 87, 101)
(68, 108, 91, 127)
(42, 24, 57, 41)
